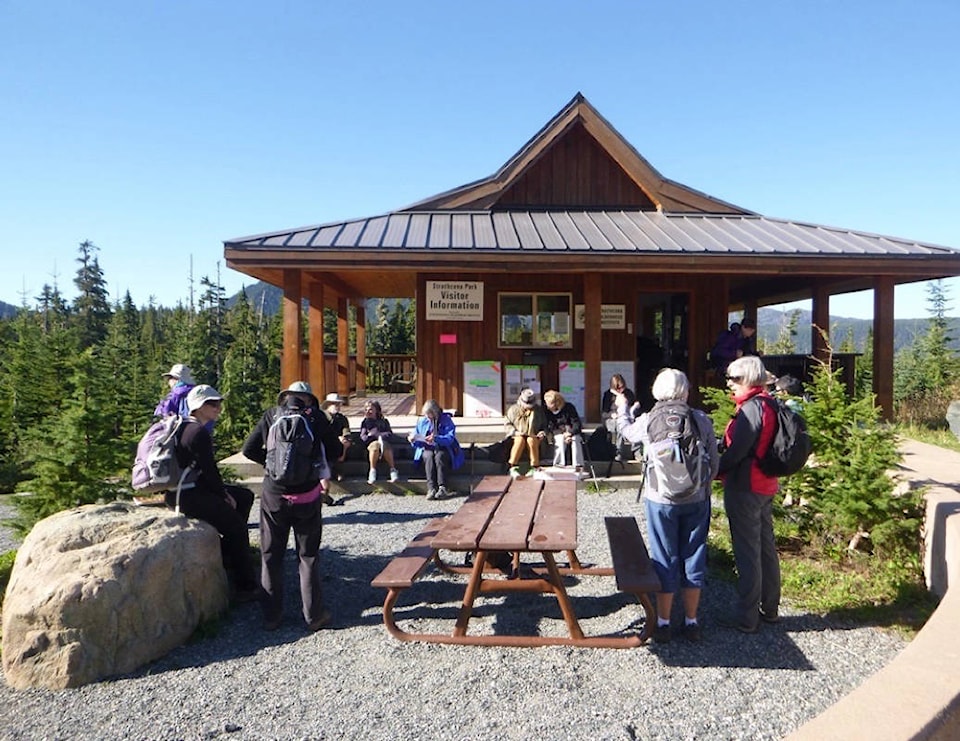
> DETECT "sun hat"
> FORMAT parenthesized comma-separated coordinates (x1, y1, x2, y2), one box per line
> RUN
(321, 392, 347, 409)
(277, 381, 319, 407)
(186, 384, 223, 412)
(161, 363, 195, 384)
(517, 388, 537, 408)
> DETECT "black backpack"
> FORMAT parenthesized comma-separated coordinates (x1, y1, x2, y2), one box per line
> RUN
(754, 396, 812, 477)
(586, 428, 618, 462)
(643, 401, 708, 501)
(264, 408, 317, 486)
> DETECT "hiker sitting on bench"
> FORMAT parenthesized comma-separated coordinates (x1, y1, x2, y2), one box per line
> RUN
(543, 389, 585, 475)
(505, 388, 546, 479)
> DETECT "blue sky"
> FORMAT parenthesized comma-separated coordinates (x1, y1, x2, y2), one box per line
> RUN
(2, 1, 958, 318)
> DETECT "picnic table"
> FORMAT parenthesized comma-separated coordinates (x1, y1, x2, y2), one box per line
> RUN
(371, 475, 661, 648)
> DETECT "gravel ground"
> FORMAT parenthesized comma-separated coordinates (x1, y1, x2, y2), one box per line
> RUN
(0, 488, 906, 741)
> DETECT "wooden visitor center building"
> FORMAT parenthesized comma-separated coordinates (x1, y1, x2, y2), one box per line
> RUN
(224, 94, 960, 421)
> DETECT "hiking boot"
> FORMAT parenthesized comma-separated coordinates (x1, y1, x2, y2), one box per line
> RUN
(683, 622, 702, 642)
(306, 608, 332, 632)
(509, 466, 523, 479)
(652, 623, 672, 643)
(367, 469, 377, 485)
(716, 614, 759, 634)
(263, 614, 282, 632)
(389, 468, 400, 483)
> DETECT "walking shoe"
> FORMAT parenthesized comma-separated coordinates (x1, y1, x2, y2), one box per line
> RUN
(509, 466, 523, 479)
(682, 621, 702, 642)
(760, 609, 780, 624)
(426, 488, 438, 500)
(263, 614, 282, 632)
(716, 614, 759, 634)
(306, 608, 332, 632)
(367, 469, 377, 485)
(389, 468, 400, 483)
(434, 485, 451, 500)
(652, 623, 672, 643)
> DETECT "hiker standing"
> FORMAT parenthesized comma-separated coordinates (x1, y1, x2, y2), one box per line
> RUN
(615, 368, 719, 643)
(716, 355, 780, 633)
(242, 381, 334, 632)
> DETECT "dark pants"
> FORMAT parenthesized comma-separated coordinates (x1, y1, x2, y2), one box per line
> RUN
(422, 447, 450, 490)
(169, 485, 257, 591)
(260, 494, 324, 624)
(723, 487, 781, 629)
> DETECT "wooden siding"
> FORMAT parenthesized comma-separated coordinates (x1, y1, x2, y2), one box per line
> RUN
(494, 122, 657, 211)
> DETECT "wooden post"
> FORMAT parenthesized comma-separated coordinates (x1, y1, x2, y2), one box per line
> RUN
(355, 302, 367, 397)
(873, 277, 895, 420)
(337, 296, 350, 403)
(281, 269, 302, 388)
(308, 280, 325, 396)
(812, 285, 830, 362)
(584, 274, 602, 422)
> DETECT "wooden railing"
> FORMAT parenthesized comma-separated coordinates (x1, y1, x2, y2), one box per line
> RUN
(365, 354, 417, 392)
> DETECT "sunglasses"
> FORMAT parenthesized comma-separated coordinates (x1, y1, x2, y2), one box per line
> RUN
(726, 375, 743, 383)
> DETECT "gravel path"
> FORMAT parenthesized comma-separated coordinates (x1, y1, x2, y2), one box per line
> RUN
(0, 488, 906, 740)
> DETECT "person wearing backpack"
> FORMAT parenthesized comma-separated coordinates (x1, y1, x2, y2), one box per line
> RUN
(153, 363, 196, 418)
(242, 381, 336, 632)
(172, 384, 259, 603)
(716, 355, 781, 634)
(614, 368, 719, 643)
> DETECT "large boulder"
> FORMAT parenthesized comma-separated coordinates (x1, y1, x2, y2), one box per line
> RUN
(2, 502, 229, 689)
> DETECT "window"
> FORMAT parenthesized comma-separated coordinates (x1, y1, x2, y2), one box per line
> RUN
(499, 292, 572, 348)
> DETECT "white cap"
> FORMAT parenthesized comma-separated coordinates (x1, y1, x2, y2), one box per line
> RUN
(186, 384, 223, 412)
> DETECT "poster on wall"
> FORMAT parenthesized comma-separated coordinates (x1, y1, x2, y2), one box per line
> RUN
(600, 360, 636, 404)
(463, 361, 503, 417)
(558, 361, 586, 417)
(505, 364, 540, 407)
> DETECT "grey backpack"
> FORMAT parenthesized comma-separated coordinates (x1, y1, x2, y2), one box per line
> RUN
(264, 409, 317, 486)
(643, 401, 708, 501)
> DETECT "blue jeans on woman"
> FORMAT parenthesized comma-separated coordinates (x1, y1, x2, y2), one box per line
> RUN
(643, 497, 711, 593)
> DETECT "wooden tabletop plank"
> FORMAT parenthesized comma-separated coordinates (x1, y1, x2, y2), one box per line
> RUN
(529, 480, 578, 551)
(430, 475, 510, 550)
(478, 478, 542, 551)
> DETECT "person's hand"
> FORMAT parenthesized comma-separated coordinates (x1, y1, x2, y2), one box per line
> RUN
(563, 432, 573, 443)
(613, 390, 629, 413)
(536, 431, 546, 439)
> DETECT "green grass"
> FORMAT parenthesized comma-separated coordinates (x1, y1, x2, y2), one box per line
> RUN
(897, 425, 960, 452)
(708, 507, 937, 635)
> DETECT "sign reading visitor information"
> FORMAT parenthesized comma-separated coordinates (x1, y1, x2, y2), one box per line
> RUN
(426, 281, 484, 321)
(558, 361, 586, 417)
(463, 361, 503, 417)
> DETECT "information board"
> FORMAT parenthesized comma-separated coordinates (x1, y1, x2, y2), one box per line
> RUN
(504, 364, 540, 407)
(557, 360, 586, 417)
(600, 360, 636, 403)
(462, 361, 503, 417)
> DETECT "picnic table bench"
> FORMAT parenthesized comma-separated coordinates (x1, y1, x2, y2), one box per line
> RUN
(371, 475, 660, 647)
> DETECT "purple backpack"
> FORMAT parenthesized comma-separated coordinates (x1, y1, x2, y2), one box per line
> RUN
(131, 417, 196, 507)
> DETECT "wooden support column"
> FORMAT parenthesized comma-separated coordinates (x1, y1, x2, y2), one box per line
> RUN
(873, 277, 895, 420)
(281, 269, 302, 388)
(355, 302, 367, 397)
(812, 285, 830, 362)
(337, 296, 350, 403)
(308, 280, 325, 395)
(584, 274, 602, 422)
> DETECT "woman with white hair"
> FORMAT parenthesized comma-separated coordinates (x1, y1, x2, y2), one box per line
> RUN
(717, 355, 781, 634)
(408, 400, 464, 500)
(614, 368, 719, 643)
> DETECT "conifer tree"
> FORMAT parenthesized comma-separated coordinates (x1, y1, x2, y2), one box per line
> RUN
(72, 240, 112, 349)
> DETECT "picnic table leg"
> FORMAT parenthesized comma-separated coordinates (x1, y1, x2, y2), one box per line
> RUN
(543, 551, 585, 641)
(453, 550, 487, 637)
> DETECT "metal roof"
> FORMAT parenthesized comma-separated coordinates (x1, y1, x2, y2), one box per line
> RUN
(226, 210, 958, 257)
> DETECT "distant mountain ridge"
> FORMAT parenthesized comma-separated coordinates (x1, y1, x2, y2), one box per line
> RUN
(0, 300, 17, 320)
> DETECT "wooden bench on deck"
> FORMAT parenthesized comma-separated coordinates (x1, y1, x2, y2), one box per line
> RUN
(604, 516, 662, 642)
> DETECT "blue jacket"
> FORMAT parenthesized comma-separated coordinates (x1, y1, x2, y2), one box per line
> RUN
(411, 413, 465, 470)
